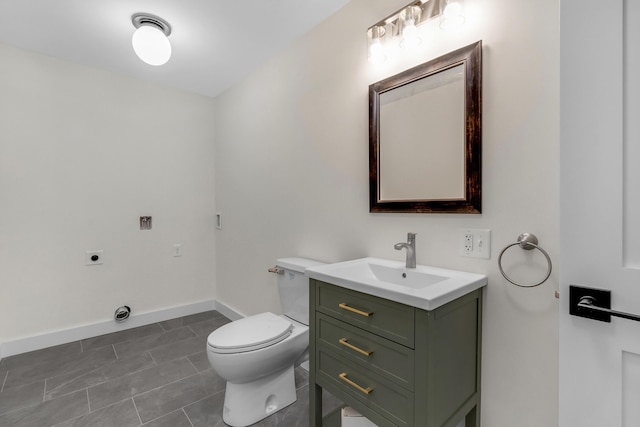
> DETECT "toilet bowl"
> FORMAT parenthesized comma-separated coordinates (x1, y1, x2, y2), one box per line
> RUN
(207, 313, 308, 426)
(206, 257, 324, 427)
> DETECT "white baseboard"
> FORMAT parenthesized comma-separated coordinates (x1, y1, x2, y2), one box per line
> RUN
(212, 300, 245, 321)
(0, 300, 229, 359)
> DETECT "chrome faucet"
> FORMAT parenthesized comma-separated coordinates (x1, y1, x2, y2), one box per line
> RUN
(394, 232, 417, 269)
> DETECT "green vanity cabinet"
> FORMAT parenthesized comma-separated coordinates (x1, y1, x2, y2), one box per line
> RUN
(309, 279, 483, 427)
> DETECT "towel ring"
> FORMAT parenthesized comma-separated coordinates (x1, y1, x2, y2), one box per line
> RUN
(498, 233, 552, 288)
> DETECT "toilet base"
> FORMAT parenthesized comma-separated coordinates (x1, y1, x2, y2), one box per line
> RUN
(222, 365, 297, 427)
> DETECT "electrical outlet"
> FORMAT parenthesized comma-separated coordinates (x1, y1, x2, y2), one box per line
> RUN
(463, 233, 473, 254)
(85, 250, 103, 266)
(459, 229, 491, 259)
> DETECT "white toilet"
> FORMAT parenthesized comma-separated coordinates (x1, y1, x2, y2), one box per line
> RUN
(207, 257, 324, 427)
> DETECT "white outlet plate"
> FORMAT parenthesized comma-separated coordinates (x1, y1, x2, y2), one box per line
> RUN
(85, 250, 103, 266)
(459, 229, 491, 259)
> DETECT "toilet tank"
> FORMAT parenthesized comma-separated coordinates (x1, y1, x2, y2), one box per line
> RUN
(276, 257, 325, 326)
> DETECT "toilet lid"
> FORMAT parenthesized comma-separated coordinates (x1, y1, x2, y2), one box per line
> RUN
(207, 312, 293, 354)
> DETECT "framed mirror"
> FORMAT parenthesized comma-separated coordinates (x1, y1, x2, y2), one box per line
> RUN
(369, 41, 482, 213)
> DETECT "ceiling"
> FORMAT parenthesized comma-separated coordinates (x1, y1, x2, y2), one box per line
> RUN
(0, 0, 351, 98)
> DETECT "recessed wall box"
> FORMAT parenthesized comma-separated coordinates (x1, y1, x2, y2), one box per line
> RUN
(140, 216, 152, 230)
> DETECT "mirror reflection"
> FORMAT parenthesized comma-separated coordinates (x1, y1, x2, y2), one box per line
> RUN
(379, 64, 465, 201)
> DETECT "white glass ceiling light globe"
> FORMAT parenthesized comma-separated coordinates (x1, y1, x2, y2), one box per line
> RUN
(132, 24, 171, 66)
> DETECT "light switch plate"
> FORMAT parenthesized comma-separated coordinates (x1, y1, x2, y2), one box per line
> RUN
(173, 244, 182, 257)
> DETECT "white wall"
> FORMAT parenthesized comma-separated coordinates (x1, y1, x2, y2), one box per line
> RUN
(214, 0, 559, 426)
(0, 43, 217, 349)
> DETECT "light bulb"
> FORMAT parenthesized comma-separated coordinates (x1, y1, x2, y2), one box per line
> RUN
(368, 38, 387, 64)
(400, 19, 421, 49)
(367, 25, 387, 64)
(132, 25, 172, 66)
(440, 1, 465, 31)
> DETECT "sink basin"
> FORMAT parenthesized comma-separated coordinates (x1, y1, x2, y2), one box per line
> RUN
(368, 263, 448, 288)
(306, 257, 487, 310)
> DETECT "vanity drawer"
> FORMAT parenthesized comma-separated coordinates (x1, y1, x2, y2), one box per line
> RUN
(316, 313, 414, 391)
(316, 347, 414, 427)
(315, 281, 415, 347)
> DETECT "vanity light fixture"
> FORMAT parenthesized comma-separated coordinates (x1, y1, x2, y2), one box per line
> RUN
(131, 13, 172, 66)
(367, 0, 465, 63)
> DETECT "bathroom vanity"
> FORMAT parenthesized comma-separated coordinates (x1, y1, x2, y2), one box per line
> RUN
(307, 258, 485, 427)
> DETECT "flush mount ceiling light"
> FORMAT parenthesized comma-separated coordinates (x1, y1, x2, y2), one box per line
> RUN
(131, 13, 172, 66)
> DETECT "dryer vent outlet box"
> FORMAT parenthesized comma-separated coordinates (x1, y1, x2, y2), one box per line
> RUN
(114, 306, 131, 322)
(140, 216, 152, 230)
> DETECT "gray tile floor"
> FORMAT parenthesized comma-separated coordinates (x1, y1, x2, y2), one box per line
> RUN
(0, 310, 340, 427)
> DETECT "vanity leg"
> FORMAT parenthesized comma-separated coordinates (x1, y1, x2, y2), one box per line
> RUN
(309, 383, 323, 426)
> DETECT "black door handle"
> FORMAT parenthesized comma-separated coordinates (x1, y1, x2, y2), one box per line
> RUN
(570, 285, 640, 323)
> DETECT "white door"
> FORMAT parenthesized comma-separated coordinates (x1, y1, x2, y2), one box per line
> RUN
(560, 0, 640, 426)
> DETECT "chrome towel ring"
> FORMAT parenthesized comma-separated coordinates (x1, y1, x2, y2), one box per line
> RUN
(498, 233, 552, 288)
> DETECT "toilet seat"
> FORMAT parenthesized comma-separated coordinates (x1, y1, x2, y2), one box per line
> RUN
(208, 312, 293, 354)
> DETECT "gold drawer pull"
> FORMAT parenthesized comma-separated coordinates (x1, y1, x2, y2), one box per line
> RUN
(339, 338, 373, 356)
(338, 303, 373, 317)
(339, 372, 373, 395)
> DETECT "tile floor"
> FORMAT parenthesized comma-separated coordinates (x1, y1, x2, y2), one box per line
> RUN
(0, 310, 341, 427)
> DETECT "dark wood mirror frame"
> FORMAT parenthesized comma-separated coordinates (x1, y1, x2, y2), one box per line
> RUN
(369, 40, 482, 213)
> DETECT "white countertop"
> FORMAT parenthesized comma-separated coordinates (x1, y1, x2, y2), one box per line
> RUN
(306, 257, 487, 310)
